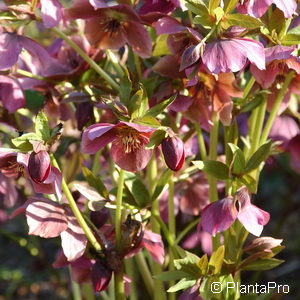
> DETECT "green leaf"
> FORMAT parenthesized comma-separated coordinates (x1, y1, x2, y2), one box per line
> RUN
(193, 14, 214, 28)
(209, 0, 220, 15)
(245, 140, 273, 173)
(197, 254, 209, 275)
(82, 166, 109, 199)
(192, 160, 229, 180)
(153, 34, 171, 56)
(241, 258, 284, 271)
(153, 271, 190, 281)
(119, 68, 132, 105)
(133, 115, 161, 127)
(223, 0, 239, 13)
(174, 252, 202, 278)
(214, 7, 224, 24)
(35, 111, 50, 142)
(144, 96, 176, 118)
(288, 26, 300, 35)
(124, 172, 150, 207)
(238, 174, 257, 193)
(228, 143, 246, 176)
(185, 0, 209, 16)
(209, 245, 225, 274)
(145, 129, 167, 149)
(128, 85, 149, 119)
(25, 90, 45, 110)
(167, 279, 196, 293)
(225, 14, 263, 29)
(268, 8, 285, 35)
(281, 33, 300, 45)
(11, 133, 43, 151)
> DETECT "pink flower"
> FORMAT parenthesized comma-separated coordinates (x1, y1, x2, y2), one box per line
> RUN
(65, 1, 152, 58)
(200, 187, 270, 236)
(0, 173, 18, 208)
(238, 0, 297, 18)
(202, 38, 265, 74)
(81, 122, 155, 172)
(251, 45, 300, 88)
(0, 76, 25, 113)
(25, 198, 87, 261)
(40, 0, 63, 28)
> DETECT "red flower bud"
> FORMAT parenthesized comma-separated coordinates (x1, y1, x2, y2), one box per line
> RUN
(161, 136, 185, 171)
(92, 262, 112, 292)
(28, 151, 51, 183)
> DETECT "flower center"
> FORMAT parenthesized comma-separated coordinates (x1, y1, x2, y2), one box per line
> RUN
(0, 159, 24, 179)
(104, 19, 121, 37)
(117, 128, 145, 154)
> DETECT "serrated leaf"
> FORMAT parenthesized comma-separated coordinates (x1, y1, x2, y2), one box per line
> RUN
(245, 141, 272, 172)
(153, 271, 190, 281)
(153, 34, 171, 56)
(225, 14, 263, 29)
(11, 133, 43, 151)
(193, 160, 229, 180)
(144, 96, 176, 118)
(241, 258, 284, 271)
(124, 172, 150, 207)
(209, 245, 225, 274)
(167, 279, 196, 293)
(35, 111, 50, 142)
(82, 166, 109, 199)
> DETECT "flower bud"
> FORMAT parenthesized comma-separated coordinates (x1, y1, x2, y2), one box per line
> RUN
(28, 151, 51, 183)
(244, 237, 283, 254)
(91, 261, 112, 292)
(161, 136, 185, 171)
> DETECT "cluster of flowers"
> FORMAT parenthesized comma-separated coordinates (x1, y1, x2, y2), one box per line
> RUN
(0, 0, 299, 299)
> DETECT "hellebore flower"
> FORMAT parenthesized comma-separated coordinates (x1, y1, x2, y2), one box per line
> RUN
(40, 0, 63, 28)
(250, 45, 300, 88)
(82, 122, 155, 172)
(238, 0, 297, 18)
(25, 198, 87, 261)
(200, 187, 270, 236)
(0, 75, 25, 113)
(65, 1, 152, 58)
(139, 0, 182, 15)
(0, 32, 62, 75)
(244, 237, 283, 254)
(0, 173, 18, 208)
(202, 38, 265, 74)
(161, 134, 185, 171)
(28, 151, 51, 184)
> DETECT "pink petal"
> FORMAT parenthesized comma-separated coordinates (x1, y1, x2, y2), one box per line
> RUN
(82, 123, 116, 154)
(26, 199, 68, 238)
(88, 0, 108, 8)
(124, 21, 152, 58)
(152, 55, 183, 78)
(40, 0, 63, 28)
(142, 230, 165, 265)
(273, 0, 297, 18)
(154, 17, 186, 35)
(237, 0, 271, 17)
(250, 65, 279, 89)
(0, 174, 18, 208)
(71, 256, 94, 283)
(111, 143, 153, 172)
(0, 33, 22, 70)
(0, 76, 25, 113)
(265, 45, 295, 63)
(200, 197, 237, 236)
(60, 229, 88, 261)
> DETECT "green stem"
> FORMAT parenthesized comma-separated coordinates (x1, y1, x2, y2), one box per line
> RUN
(208, 113, 219, 202)
(52, 28, 119, 91)
(125, 259, 137, 300)
(243, 76, 256, 99)
(115, 169, 125, 300)
(194, 122, 207, 160)
(69, 266, 82, 300)
(50, 155, 101, 252)
(135, 252, 154, 297)
(260, 72, 294, 144)
(82, 283, 95, 300)
(92, 150, 101, 176)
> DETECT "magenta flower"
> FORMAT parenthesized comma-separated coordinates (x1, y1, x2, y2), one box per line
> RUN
(202, 38, 265, 74)
(0, 75, 25, 113)
(82, 122, 155, 172)
(25, 198, 87, 261)
(200, 187, 270, 236)
(250, 45, 300, 88)
(139, 0, 182, 15)
(161, 135, 185, 171)
(238, 0, 297, 18)
(65, 1, 152, 58)
(40, 0, 63, 28)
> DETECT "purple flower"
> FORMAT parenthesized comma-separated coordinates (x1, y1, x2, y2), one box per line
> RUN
(0, 75, 25, 113)
(238, 0, 297, 18)
(0, 173, 18, 208)
(200, 187, 270, 237)
(139, 0, 182, 15)
(40, 0, 63, 28)
(65, 1, 152, 58)
(250, 45, 300, 88)
(202, 38, 265, 74)
(82, 121, 155, 172)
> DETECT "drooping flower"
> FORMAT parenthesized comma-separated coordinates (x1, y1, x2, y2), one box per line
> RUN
(0, 75, 25, 113)
(238, 0, 297, 18)
(64, 0, 152, 58)
(81, 121, 155, 172)
(200, 187, 270, 236)
(250, 45, 300, 89)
